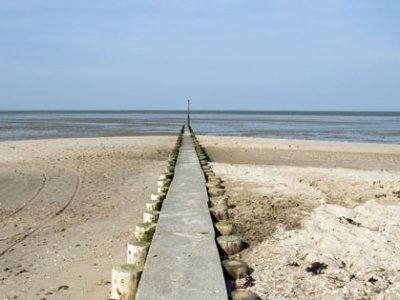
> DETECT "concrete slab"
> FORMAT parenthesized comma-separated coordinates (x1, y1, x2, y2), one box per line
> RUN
(167, 181, 207, 196)
(136, 126, 228, 300)
(174, 165, 205, 178)
(136, 231, 226, 300)
(156, 199, 214, 234)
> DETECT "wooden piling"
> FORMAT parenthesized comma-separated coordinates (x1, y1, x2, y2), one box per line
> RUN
(217, 235, 242, 256)
(111, 264, 142, 300)
(134, 223, 156, 242)
(127, 241, 150, 267)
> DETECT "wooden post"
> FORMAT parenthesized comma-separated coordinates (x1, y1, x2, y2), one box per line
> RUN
(205, 170, 216, 177)
(209, 205, 228, 221)
(187, 99, 190, 126)
(127, 241, 150, 267)
(207, 176, 222, 183)
(157, 179, 170, 188)
(209, 195, 228, 207)
(217, 235, 243, 256)
(159, 174, 167, 180)
(166, 165, 175, 172)
(145, 200, 162, 211)
(111, 264, 142, 300)
(206, 181, 224, 190)
(215, 220, 234, 236)
(158, 192, 167, 200)
(150, 193, 160, 201)
(222, 259, 248, 279)
(231, 289, 259, 300)
(157, 186, 169, 194)
(208, 187, 226, 197)
(143, 210, 160, 223)
(134, 223, 156, 242)
(202, 165, 212, 172)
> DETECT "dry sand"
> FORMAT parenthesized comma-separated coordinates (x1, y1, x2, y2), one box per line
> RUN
(200, 136, 400, 300)
(0, 136, 175, 300)
(2, 134, 400, 300)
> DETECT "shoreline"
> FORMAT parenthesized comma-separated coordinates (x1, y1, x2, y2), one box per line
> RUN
(199, 135, 400, 171)
(1, 134, 400, 154)
(1, 132, 400, 147)
(198, 134, 400, 154)
(0, 132, 178, 144)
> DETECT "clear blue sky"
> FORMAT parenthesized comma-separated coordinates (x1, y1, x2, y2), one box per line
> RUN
(0, 0, 399, 111)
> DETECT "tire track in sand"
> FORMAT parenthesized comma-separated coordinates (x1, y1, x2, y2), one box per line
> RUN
(0, 168, 81, 258)
(0, 173, 47, 224)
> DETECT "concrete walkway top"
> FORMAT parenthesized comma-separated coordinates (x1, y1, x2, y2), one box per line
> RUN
(136, 126, 228, 300)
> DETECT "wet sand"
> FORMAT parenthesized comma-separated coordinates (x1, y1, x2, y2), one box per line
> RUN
(0, 136, 175, 300)
(200, 135, 400, 300)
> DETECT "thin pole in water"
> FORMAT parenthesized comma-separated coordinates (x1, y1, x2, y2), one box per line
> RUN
(187, 99, 190, 126)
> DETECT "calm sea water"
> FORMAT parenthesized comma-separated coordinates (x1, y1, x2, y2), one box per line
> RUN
(0, 111, 399, 144)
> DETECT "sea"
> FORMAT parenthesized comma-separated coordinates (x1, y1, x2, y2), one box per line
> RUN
(0, 111, 399, 144)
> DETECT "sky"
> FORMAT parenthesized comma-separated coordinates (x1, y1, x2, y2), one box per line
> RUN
(0, 0, 399, 111)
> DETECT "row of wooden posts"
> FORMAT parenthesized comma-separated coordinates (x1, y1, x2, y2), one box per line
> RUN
(110, 126, 185, 300)
(109, 125, 258, 300)
(189, 127, 259, 300)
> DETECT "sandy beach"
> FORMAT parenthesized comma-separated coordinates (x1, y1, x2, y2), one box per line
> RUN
(200, 135, 400, 299)
(1, 135, 400, 299)
(0, 136, 175, 299)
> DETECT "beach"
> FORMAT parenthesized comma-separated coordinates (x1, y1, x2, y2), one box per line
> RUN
(1, 135, 400, 299)
(200, 135, 400, 299)
(0, 136, 175, 299)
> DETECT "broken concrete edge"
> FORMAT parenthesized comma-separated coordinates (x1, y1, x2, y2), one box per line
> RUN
(110, 125, 186, 300)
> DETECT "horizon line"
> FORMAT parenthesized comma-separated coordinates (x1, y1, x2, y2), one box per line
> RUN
(1, 109, 400, 114)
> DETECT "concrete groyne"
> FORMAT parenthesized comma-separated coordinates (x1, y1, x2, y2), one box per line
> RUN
(135, 126, 227, 299)
(110, 125, 258, 299)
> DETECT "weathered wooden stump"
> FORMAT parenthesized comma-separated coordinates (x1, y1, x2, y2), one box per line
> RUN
(127, 241, 150, 267)
(166, 165, 175, 173)
(217, 235, 242, 256)
(209, 205, 228, 221)
(159, 171, 174, 180)
(134, 223, 156, 242)
(207, 176, 222, 183)
(150, 193, 164, 201)
(168, 158, 177, 163)
(215, 220, 234, 236)
(202, 165, 212, 172)
(205, 172, 216, 179)
(209, 195, 228, 206)
(206, 181, 224, 189)
(111, 264, 142, 300)
(208, 187, 225, 197)
(222, 259, 248, 279)
(145, 200, 162, 211)
(157, 179, 170, 188)
(231, 289, 259, 300)
(157, 186, 169, 194)
(143, 210, 160, 223)
(168, 156, 176, 162)
(159, 174, 168, 180)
